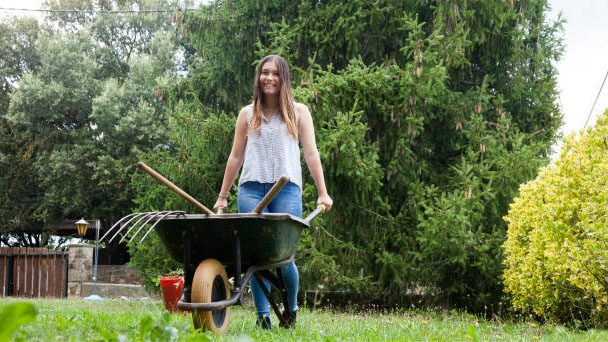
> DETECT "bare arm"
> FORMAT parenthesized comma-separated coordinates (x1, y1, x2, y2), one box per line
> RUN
(298, 103, 333, 211)
(213, 107, 249, 211)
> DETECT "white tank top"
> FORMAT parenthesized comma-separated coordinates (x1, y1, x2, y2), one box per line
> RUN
(238, 103, 302, 188)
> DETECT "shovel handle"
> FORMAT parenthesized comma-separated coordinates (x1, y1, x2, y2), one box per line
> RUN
(304, 204, 326, 225)
(252, 176, 289, 213)
(137, 162, 214, 215)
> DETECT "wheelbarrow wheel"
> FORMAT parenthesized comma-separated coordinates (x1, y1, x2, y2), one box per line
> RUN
(191, 258, 231, 333)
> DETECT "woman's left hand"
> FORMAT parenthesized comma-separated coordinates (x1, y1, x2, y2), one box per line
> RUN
(317, 193, 333, 212)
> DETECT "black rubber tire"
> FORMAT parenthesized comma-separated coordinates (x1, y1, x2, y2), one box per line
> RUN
(191, 258, 231, 333)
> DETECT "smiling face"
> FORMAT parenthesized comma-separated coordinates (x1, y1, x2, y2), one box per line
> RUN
(251, 55, 297, 138)
(259, 60, 281, 97)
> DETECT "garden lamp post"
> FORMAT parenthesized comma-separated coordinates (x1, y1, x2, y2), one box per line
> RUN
(76, 218, 88, 236)
(76, 218, 103, 301)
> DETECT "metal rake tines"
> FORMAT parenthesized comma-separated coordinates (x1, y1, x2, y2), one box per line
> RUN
(100, 212, 145, 243)
(122, 212, 165, 245)
(123, 211, 183, 244)
(118, 212, 163, 244)
(138, 210, 185, 243)
(106, 212, 154, 244)
(100, 211, 185, 244)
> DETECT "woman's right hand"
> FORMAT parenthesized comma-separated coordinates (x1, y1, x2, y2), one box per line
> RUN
(213, 197, 228, 212)
(317, 193, 333, 212)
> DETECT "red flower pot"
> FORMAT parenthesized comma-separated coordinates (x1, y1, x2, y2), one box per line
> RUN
(159, 276, 184, 313)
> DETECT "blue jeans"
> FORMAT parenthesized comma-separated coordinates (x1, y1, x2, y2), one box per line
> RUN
(238, 181, 301, 317)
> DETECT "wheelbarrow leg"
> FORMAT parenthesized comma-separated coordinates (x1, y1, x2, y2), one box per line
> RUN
(182, 231, 193, 303)
(255, 268, 294, 328)
(233, 231, 242, 292)
(275, 267, 294, 326)
(233, 230, 246, 306)
(275, 268, 290, 310)
(254, 273, 290, 328)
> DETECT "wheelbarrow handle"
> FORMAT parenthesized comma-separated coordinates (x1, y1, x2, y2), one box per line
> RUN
(252, 175, 289, 213)
(304, 204, 325, 225)
(137, 162, 214, 215)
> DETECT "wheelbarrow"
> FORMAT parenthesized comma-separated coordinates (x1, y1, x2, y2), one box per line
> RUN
(101, 162, 324, 333)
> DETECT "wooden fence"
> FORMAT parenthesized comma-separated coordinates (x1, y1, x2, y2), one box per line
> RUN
(0, 247, 68, 298)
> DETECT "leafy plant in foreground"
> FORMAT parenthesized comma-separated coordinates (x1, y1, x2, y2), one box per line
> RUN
(0, 302, 37, 342)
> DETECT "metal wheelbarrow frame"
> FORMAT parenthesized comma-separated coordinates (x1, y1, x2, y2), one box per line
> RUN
(154, 212, 320, 332)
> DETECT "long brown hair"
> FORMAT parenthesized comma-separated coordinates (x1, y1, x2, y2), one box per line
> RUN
(250, 55, 298, 140)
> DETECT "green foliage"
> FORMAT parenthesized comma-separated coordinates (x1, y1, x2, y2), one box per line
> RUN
(0, 16, 40, 113)
(129, 0, 564, 311)
(291, 43, 551, 310)
(131, 312, 183, 342)
(0, 17, 47, 246)
(128, 232, 181, 292)
(3, 298, 608, 341)
(128, 110, 236, 288)
(0, 0, 179, 243)
(0, 302, 37, 342)
(503, 110, 608, 327)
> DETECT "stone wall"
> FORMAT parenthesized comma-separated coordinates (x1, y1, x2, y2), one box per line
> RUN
(97, 265, 142, 284)
(80, 282, 149, 299)
(67, 244, 146, 298)
(68, 243, 94, 281)
(67, 244, 94, 297)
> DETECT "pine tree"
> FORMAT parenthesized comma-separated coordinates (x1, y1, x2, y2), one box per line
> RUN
(134, 0, 564, 310)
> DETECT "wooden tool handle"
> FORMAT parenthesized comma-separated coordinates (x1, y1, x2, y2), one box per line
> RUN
(252, 175, 289, 213)
(137, 162, 214, 215)
(304, 204, 325, 224)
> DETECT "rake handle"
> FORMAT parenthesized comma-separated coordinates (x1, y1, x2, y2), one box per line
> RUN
(137, 162, 214, 215)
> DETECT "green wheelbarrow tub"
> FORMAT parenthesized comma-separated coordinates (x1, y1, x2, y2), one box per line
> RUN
(154, 213, 309, 269)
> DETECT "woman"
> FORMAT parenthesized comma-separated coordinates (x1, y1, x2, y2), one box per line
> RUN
(213, 55, 333, 329)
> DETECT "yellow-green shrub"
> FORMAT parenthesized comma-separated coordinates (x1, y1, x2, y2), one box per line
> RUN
(503, 110, 608, 327)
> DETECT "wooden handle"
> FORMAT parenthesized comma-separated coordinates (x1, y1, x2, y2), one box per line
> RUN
(304, 204, 325, 224)
(137, 162, 214, 215)
(252, 176, 289, 213)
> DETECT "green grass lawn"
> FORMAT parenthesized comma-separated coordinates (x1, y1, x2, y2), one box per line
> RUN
(1, 298, 607, 341)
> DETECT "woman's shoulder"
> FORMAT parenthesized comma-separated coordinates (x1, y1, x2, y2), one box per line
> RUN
(240, 103, 254, 113)
(294, 102, 311, 118)
(294, 102, 308, 111)
(238, 103, 254, 118)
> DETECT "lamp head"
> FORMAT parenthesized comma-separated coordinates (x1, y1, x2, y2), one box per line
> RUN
(75, 218, 89, 236)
